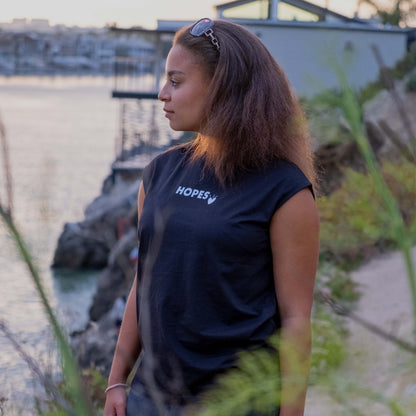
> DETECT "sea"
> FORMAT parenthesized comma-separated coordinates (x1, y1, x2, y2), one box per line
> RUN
(0, 75, 170, 414)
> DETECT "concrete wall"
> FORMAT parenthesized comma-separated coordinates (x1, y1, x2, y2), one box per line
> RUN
(241, 21, 408, 97)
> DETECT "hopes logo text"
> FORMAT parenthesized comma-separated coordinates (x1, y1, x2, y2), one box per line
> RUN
(175, 186, 217, 205)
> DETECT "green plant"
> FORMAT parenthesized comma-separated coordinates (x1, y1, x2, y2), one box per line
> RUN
(318, 159, 416, 265)
(310, 264, 360, 382)
(310, 307, 347, 383)
(392, 45, 416, 79)
(357, 44, 416, 104)
(303, 89, 357, 146)
(0, 208, 95, 416)
(357, 78, 385, 105)
(196, 59, 416, 416)
(0, 110, 95, 416)
(358, 0, 416, 27)
(406, 69, 416, 92)
(40, 368, 106, 415)
(196, 335, 282, 416)
(331, 63, 416, 345)
(193, 264, 358, 415)
(316, 264, 361, 307)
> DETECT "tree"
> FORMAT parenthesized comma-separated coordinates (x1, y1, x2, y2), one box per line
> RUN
(358, 0, 416, 26)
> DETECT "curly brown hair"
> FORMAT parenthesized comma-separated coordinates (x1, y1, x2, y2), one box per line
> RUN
(173, 19, 316, 188)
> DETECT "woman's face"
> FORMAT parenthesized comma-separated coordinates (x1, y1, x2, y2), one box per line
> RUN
(159, 45, 211, 132)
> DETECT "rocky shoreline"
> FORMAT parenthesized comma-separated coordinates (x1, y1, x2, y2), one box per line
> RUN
(52, 79, 416, 377)
(54, 171, 140, 374)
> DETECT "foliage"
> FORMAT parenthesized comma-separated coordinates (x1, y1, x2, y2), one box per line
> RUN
(391, 42, 416, 79)
(310, 264, 360, 382)
(83, 368, 107, 410)
(310, 307, 346, 384)
(405, 68, 416, 92)
(358, 0, 416, 26)
(196, 336, 281, 416)
(195, 263, 359, 415)
(0, 397, 7, 416)
(318, 159, 416, 265)
(40, 368, 106, 416)
(195, 310, 349, 415)
(1, 56, 415, 416)
(191, 57, 416, 416)
(332, 63, 416, 345)
(304, 42, 416, 142)
(302, 90, 356, 146)
(0, 110, 95, 415)
(0, 205, 95, 416)
(357, 44, 416, 104)
(357, 78, 385, 106)
(316, 264, 361, 307)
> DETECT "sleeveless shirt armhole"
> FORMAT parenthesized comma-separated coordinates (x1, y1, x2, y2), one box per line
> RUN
(274, 183, 314, 213)
(140, 147, 184, 194)
(272, 163, 314, 215)
(141, 160, 155, 194)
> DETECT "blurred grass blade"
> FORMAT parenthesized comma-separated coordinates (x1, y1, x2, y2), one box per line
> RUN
(332, 63, 416, 344)
(0, 110, 13, 217)
(0, 205, 94, 415)
(0, 319, 75, 415)
(0, 111, 94, 414)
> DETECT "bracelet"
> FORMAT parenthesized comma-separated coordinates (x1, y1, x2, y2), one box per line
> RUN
(105, 383, 129, 394)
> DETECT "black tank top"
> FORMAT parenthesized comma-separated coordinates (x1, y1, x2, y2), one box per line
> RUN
(134, 146, 312, 402)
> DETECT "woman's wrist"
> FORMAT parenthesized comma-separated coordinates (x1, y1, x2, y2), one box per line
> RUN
(105, 383, 129, 394)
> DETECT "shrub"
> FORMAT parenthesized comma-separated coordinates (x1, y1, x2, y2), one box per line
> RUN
(310, 307, 347, 383)
(311, 264, 360, 382)
(39, 368, 106, 415)
(405, 69, 416, 92)
(318, 159, 416, 265)
(302, 90, 356, 146)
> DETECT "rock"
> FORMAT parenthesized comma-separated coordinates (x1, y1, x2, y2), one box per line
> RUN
(314, 140, 365, 196)
(71, 297, 127, 375)
(363, 77, 416, 159)
(52, 222, 111, 269)
(52, 178, 139, 269)
(314, 77, 416, 196)
(89, 227, 137, 321)
(52, 171, 140, 372)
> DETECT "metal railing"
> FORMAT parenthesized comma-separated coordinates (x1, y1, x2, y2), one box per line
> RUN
(113, 56, 163, 98)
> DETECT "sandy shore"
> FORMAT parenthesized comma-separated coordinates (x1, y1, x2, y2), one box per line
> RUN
(305, 246, 416, 415)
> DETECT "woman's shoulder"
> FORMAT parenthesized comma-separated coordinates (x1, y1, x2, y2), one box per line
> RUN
(150, 144, 188, 166)
(145, 144, 190, 174)
(141, 144, 190, 192)
(259, 158, 314, 209)
(263, 158, 309, 181)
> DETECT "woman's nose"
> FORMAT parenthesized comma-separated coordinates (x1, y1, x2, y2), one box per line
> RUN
(158, 84, 170, 101)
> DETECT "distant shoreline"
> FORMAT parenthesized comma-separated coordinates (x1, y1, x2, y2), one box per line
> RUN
(0, 69, 114, 77)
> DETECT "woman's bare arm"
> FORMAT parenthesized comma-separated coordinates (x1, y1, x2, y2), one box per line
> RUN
(270, 188, 320, 416)
(103, 183, 146, 416)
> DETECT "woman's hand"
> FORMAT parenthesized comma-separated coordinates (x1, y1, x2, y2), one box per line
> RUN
(103, 387, 127, 416)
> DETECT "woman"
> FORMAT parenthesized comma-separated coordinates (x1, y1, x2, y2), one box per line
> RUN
(103, 18, 319, 416)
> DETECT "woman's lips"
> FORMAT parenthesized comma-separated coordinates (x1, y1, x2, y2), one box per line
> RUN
(163, 108, 174, 118)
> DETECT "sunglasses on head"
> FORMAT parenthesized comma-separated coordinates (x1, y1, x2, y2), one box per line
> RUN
(190, 18, 220, 51)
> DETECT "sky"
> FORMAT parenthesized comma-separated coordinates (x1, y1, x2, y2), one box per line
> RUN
(2, 0, 364, 29)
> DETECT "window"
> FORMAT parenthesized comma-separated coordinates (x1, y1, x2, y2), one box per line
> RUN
(221, 0, 270, 20)
(277, 3, 319, 21)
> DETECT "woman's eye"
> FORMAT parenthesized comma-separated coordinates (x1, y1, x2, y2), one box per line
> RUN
(170, 79, 178, 87)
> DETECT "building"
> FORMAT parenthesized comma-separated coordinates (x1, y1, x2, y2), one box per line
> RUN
(156, 0, 410, 97)
(109, 0, 413, 172)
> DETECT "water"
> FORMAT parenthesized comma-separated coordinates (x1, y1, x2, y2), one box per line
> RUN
(0, 75, 169, 414)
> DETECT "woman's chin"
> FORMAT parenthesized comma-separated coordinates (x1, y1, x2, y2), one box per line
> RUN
(169, 124, 195, 132)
